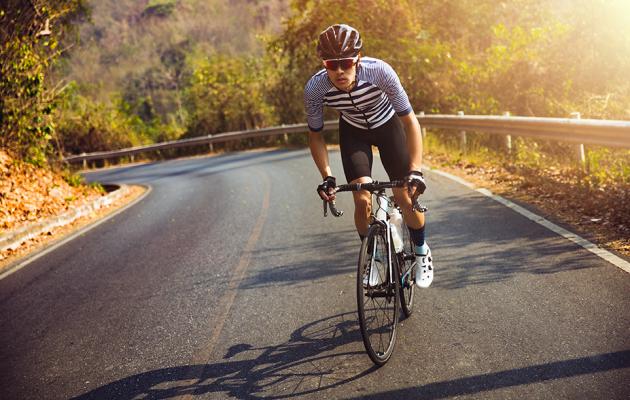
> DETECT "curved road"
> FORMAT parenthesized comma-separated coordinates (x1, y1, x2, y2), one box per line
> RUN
(1, 149, 629, 399)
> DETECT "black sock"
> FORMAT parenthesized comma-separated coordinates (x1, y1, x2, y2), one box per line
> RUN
(408, 225, 426, 248)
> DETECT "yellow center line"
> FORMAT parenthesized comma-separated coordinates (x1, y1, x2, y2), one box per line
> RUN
(181, 172, 271, 398)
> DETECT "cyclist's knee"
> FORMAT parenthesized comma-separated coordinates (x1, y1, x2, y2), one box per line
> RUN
(354, 195, 371, 213)
(393, 188, 424, 227)
(351, 176, 372, 213)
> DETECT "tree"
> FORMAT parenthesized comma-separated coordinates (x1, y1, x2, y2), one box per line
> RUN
(0, 0, 87, 164)
(185, 54, 277, 137)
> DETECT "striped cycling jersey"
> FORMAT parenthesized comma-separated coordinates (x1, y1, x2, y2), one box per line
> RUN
(304, 57, 413, 131)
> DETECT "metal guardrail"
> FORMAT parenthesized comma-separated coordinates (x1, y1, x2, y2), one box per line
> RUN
(64, 114, 630, 164)
(420, 114, 630, 148)
(64, 122, 331, 163)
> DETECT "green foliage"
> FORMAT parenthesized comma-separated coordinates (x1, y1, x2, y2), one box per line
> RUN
(586, 148, 630, 186)
(55, 84, 153, 154)
(513, 137, 544, 168)
(143, 0, 177, 18)
(120, 40, 192, 133)
(63, 170, 84, 187)
(88, 181, 106, 193)
(0, 0, 87, 163)
(185, 54, 277, 136)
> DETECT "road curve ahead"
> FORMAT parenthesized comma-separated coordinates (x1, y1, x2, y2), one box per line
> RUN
(0, 149, 629, 399)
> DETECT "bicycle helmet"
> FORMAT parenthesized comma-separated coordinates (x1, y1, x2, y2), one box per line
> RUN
(317, 24, 362, 60)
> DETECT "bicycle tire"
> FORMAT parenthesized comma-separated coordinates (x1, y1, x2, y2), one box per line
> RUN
(398, 222, 415, 318)
(357, 223, 399, 366)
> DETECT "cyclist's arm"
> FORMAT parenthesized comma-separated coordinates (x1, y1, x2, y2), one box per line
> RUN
(399, 112, 423, 171)
(308, 131, 333, 179)
(373, 60, 423, 171)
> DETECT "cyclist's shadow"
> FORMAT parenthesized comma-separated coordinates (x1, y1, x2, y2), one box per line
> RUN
(73, 312, 376, 400)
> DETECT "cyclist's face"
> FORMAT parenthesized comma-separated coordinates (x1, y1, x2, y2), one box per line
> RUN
(324, 56, 358, 92)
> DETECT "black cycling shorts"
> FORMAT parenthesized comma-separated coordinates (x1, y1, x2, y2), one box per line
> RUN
(339, 115, 410, 183)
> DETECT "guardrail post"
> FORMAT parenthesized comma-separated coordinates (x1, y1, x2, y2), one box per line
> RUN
(458, 111, 467, 153)
(503, 112, 512, 154)
(571, 112, 587, 172)
(282, 124, 289, 145)
(81, 153, 87, 169)
(130, 154, 135, 163)
(419, 111, 427, 152)
(419, 111, 427, 140)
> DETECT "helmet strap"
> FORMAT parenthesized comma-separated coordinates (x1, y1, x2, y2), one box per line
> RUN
(350, 57, 360, 90)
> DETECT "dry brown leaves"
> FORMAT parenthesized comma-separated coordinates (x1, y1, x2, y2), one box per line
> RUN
(0, 150, 103, 234)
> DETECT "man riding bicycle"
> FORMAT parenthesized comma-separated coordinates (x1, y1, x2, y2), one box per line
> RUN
(305, 24, 434, 288)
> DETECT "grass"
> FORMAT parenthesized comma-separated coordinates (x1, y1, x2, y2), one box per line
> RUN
(62, 171, 84, 187)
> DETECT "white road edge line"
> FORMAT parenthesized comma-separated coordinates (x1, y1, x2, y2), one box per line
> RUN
(0, 185, 153, 281)
(429, 168, 630, 274)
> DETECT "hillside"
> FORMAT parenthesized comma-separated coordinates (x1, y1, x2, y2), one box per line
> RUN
(51, 0, 291, 156)
(62, 0, 289, 110)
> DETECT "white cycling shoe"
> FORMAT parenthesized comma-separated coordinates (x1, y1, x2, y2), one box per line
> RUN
(414, 246, 434, 288)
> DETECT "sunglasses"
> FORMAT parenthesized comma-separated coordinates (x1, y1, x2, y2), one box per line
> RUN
(322, 56, 358, 70)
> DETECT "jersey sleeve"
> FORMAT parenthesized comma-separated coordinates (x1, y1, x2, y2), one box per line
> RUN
(375, 60, 413, 116)
(304, 76, 325, 132)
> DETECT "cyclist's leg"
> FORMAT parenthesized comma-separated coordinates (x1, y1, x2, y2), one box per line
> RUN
(375, 116, 433, 287)
(351, 177, 372, 237)
(376, 127, 425, 233)
(392, 189, 424, 229)
(372, 116, 423, 227)
(339, 117, 374, 237)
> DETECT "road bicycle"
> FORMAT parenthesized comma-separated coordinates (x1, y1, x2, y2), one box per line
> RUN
(323, 180, 426, 365)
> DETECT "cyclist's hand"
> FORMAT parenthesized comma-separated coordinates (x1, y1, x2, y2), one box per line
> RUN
(405, 170, 426, 200)
(317, 176, 336, 202)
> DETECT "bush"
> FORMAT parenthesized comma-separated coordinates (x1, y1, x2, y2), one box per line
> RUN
(185, 54, 277, 138)
(55, 86, 150, 154)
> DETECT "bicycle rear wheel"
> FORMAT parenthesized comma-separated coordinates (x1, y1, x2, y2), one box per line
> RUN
(357, 223, 399, 366)
(398, 222, 415, 318)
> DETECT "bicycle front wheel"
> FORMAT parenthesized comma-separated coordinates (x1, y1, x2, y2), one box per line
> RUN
(357, 223, 399, 366)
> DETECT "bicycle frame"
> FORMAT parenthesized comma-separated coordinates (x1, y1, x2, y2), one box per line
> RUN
(372, 189, 395, 287)
(323, 180, 425, 285)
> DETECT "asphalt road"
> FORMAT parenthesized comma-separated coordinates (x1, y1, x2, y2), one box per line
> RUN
(1, 149, 629, 399)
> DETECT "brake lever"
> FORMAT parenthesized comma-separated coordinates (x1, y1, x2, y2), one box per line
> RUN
(329, 201, 344, 217)
(412, 197, 428, 213)
(323, 199, 344, 217)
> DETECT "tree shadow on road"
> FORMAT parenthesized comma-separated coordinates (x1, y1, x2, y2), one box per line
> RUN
(345, 350, 630, 399)
(72, 312, 377, 399)
(238, 189, 611, 292)
(424, 193, 607, 290)
(239, 229, 358, 289)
